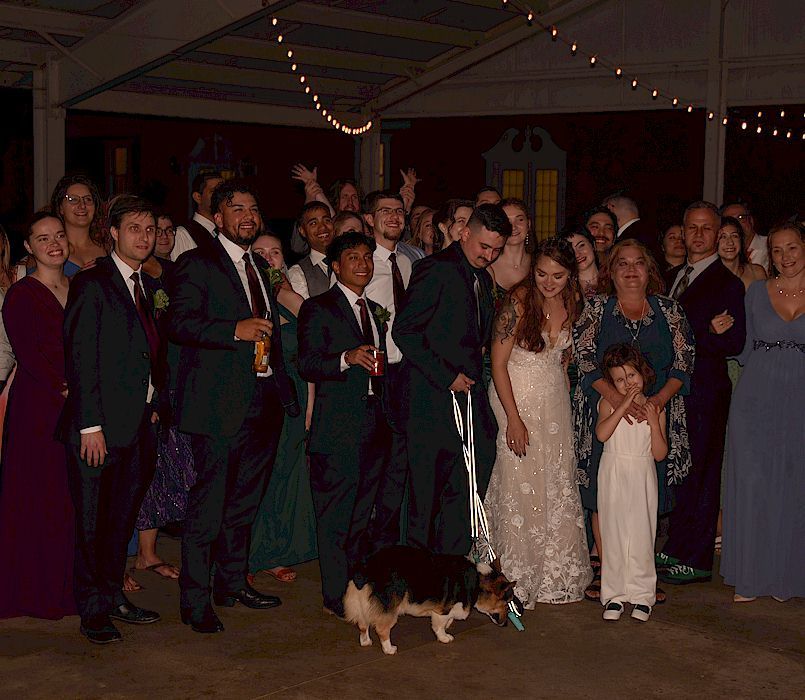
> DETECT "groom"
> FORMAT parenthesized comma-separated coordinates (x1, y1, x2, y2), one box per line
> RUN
(393, 204, 511, 556)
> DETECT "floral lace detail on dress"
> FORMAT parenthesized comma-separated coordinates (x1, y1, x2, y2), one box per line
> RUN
(484, 331, 592, 607)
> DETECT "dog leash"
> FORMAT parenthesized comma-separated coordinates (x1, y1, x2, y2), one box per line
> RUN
(451, 389, 524, 631)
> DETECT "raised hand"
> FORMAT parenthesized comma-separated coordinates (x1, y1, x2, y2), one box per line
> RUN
(399, 168, 421, 212)
(291, 163, 318, 185)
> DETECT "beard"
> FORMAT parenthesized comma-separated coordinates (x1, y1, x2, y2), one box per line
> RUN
(223, 223, 261, 246)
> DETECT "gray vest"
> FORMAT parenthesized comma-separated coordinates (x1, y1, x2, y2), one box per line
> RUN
(299, 256, 330, 297)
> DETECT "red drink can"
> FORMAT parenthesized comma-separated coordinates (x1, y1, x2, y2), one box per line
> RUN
(369, 349, 385, 376)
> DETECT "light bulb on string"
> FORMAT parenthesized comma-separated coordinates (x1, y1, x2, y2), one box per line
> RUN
(571, 42, 578, 55)
(304, 86, 310, 94)
(315, 103, 320, 110)
(300, 75, 306, 83)
(631, 78, 638, 89)
(313, 94, 318, 101)
(651, 88, 658, 99)
(722, 116, 728, 125)
(615, 67, 622, 77)
(590, 55, 597, 66)
(708, 111, 714, 120)
(772, 128, 778, 136)
(757, 111, 762, 118)
(741, 121, 747, 130)
(756, 125, 762, 134)
(271, 17, 277, 26)
(277, 35, 283, 43)
(786, 130, 792, 138)
(291, 63, 297, 71)
(687, 104, 693, 113)
(672, 97, 679, 107)
(527, 12, 533, 24)
(322, 109, 327, 116)
(779, 109, 785, 118)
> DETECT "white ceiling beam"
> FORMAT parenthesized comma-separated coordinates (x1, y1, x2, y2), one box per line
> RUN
(275, 2, 485, 47)
(0, 39, 47, 65)
(0, 5, 104, 35)
(71, 89, 334, 129)
(55, 0, 278, 107)
(369, 0, 606, 113)
(149, 60, 373, 97)
(203, 36, 420, 77)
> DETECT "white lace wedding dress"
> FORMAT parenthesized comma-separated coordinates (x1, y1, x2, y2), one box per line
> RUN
(484, 331, 592, 607)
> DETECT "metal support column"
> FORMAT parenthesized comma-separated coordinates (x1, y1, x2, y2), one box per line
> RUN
(702, 0, 727, 204)
(33, 61, 66, 209)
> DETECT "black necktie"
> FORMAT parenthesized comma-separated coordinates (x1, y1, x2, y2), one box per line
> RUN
(130, 273, 164, 388)
(356, 298, 381, 396)
(673, 265, 694, 300)
(243, 253, 268, 318)
(389, 252, 405, 314)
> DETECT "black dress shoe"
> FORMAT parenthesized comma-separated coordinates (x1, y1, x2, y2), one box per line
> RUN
(109, 602, 161, 625)
(181, 606, 224, 633)
(80, 615, 122, 644)
(213, 583, 281, 609)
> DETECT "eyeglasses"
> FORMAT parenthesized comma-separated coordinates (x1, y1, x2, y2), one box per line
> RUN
(375, 207, 404, 217)
(156, 227, 175, 237)
(64, 194, 94, 207)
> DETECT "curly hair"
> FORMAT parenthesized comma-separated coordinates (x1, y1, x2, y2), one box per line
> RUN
(507, 236, 581, 354)
(718, 216, 750, 270)
(600, 239, 665, 296)
(601, 342, 656, 389)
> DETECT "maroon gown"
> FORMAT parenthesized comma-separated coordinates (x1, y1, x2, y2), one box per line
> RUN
(0, 276, 75, 619)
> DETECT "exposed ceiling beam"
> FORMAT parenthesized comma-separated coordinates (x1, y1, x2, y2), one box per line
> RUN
(203, 36, 421, 77)
(149, 60, 374, 98)
(275, 2, 485, 47)
(0, 39, 47, 66)
(71, 88, 333, 129)
(0, 5, 104, 35)
(369, 0, 606, 113)
(55, 0, 287, 107)
(0, 69, 28, 87)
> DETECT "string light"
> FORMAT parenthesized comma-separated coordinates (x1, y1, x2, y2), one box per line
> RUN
(722, 116, 728, 125)
(687, 104, 693, 113)
(772, 127, 778, 136)
(287, 50, 293, 58)
(570, 41, 577, 55)
(631, 78, 638, 89)
(708, 111, 714, 120)
(757, 111, 762, 118)
(615, 67, 622, 77)
(756, 125, 762, 134)
(277, 34, 283, 43)
(651, 88, 658, 99)
(672, 97, 679, 107)
(741, 121, 748, 130)
(589, 55, 597, 66)
(786, 130, 792, 138)
(271, 17, 277, 26)
(550, 26, 558, 40)
(780, 109, 785, 117)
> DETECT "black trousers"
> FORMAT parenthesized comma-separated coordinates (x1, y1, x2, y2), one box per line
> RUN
(406, 388, 497, 557)
(66, 408, 157, 624)
(309, 397, 390, 612)
(179, 378, 284, 613)
(369, 363, 409, 549)
(664, 386, 731, 571)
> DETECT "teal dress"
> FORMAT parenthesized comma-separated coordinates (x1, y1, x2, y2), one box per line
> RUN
(248, 304, 318, 571)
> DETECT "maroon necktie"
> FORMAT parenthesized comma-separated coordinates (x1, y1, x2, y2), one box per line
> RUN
(389, 252, 405, 314)
(243, 253, 268, 319)
(131, 273, 164, 389)
(356, 298, 381, 396)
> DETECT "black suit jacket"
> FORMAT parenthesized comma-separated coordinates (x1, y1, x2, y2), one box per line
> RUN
(665, 259, 746, 393)
(167, 237, 298, 438)
(59, 255, 160, 447)
(618, 219, 662, 265)
(297, 284, 389, 455)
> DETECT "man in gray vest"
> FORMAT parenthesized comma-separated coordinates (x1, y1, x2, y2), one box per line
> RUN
(287, 202, 335, 299)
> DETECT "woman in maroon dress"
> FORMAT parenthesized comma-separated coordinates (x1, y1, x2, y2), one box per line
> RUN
(0, 213, 74, 619)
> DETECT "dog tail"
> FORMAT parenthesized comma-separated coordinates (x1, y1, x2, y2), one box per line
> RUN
(343, 580, 373, 626)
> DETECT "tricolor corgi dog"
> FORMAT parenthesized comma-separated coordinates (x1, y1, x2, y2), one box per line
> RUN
(343, 545, 516, 655)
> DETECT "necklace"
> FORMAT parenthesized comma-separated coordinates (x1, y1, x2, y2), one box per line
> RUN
(775, 280, 805, 298)
(618, 298, 647, 345)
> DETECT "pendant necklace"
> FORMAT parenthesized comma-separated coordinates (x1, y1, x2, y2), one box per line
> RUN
(618, 299, 647, 346)
(775, 280, 804, 298)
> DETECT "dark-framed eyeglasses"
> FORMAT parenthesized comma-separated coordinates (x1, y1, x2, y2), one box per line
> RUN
(156, 226, 175, 237)
(64, 194, 94, 207)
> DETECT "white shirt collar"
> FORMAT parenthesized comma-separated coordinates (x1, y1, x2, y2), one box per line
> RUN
(336, 281, 367, 307)
(217, 232, 250, 265)
(373, 243, 397, 262)
(685, 252, 719, 274)
(111, 249, 141, 279)
(193, 212, 216, 234)
(617, 217, 640, 236)
(309, 249, 327, 267)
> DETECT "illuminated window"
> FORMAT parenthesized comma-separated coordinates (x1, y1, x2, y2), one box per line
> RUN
(502, 169, 524, 200)
(534, 169, 558, 240)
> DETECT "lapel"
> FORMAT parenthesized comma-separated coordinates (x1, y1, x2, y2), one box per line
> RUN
(210, 237, 252, 317)
(331, 285, 364, 341)
(679, 258, 721, 303)
(98, 255, 138, 317)
(367, 298, 388, 352)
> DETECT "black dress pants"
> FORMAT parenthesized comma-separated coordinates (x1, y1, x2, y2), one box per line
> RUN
(179, 377, 284, 614)
(309, 397, 390, 613)
(66, 408, 157, 624)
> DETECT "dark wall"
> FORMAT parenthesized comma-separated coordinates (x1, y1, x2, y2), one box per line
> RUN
(0, 89, 34, 257)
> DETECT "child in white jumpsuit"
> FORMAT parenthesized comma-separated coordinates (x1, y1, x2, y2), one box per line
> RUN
(596, 343, 668, 622)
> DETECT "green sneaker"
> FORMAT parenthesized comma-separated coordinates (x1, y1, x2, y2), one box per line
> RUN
(658, 564, 712, 585)
(654, 552, 680, 569)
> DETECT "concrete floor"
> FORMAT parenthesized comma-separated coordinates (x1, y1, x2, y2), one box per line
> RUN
(1, 536, 803, 699)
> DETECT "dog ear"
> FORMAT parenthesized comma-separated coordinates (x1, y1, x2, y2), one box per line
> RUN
(491, 558, 502, 574)
(503, 581, 517, 603)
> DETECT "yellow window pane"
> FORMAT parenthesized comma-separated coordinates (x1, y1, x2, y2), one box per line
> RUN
(502, 169, 524, 200)
(534, 169, 558, 240)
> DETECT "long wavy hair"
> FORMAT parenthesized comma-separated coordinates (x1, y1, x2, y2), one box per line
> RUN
(599, 239, 665, 296)
(718, 216, 750, 270)
(510, 236, 581, 353)
(49, 173, 111, 252)
(767, 221, 805, 278)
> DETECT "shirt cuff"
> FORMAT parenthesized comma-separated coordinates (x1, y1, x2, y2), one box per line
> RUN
(80, 426, 102, 434)
(340, 351, 349, 372)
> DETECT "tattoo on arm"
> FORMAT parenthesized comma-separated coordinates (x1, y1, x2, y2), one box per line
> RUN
(494, 298, 518, 342)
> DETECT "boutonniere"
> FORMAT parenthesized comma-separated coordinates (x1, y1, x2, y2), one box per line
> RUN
(374, 305, 392, 326)
(153, 289, 170, 311)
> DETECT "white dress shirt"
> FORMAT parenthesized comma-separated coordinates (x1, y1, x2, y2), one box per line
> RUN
(669, 252, 720, 297)
(81, 251, 154, 434)
(171, 212, 216, 261)
(336, 282, 379, 393)
(286, 249, 329, 300)
(365, 244, 411, 364)
(215, 233, 274, 378)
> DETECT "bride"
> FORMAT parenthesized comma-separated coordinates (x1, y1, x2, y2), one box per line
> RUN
(485, 237, 592, 607)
